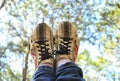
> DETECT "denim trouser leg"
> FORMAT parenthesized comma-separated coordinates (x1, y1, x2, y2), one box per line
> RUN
(56, 62, 85, 81)
(32, 66, 55, 81)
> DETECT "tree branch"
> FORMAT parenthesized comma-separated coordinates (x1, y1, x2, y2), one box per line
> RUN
(0, 0, 6, 10)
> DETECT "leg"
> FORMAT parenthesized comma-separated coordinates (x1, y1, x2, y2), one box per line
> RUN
(55, 22, 85, 81)
(56, 62, 85, 81)
(32, 65, 55, 81)
(30, 23, 55, 81)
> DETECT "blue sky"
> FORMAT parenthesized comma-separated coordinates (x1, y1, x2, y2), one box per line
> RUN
(0, 0, 120, 80)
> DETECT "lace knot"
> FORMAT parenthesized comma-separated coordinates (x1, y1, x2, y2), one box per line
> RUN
(57, 37, 72, 54)
(35, 40, 52, 62)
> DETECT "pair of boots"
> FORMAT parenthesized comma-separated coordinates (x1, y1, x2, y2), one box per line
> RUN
(30, 21, 79, 68)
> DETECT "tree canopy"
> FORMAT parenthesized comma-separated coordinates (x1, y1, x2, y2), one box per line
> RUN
(0, 0, 120, 81)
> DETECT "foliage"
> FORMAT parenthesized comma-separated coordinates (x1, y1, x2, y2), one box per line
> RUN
(0, 0, 120, 81)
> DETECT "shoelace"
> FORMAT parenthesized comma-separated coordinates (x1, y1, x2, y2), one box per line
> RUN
(56, 37, 72, 54)
(35, 40, 52, 63)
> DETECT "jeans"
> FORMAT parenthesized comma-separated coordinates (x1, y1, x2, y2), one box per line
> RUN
(32, 62, 85, 81)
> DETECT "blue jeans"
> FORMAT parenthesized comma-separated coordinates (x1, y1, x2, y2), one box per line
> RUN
(32, 62, 85, 81)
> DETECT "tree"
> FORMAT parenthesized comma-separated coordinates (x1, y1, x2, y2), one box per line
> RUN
(0, 0, 6, 10)
(0, 0, 120, 81)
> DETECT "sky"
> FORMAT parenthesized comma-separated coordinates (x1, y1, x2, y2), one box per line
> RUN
(0, 3, 101, 72)
(0, 0, 120, 80)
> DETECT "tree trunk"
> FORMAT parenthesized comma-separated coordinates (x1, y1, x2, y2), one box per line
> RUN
(22, 51, 29, 81)
(0, 0, 6, 9)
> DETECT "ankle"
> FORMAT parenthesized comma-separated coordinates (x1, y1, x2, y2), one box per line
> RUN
(57, 59, 72, 68)
(39, 58, 54, 68)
